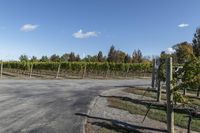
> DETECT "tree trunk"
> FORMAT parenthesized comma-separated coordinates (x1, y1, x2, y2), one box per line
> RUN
(197, 88, 200, 97)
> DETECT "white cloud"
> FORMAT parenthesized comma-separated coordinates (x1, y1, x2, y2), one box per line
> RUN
(165, 48, 175, 54)
(20, 24, 39, 32)
(178, 23, 189, 28)
(73, 29, 99, 39)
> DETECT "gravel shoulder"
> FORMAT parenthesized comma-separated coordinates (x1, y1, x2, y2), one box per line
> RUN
(86, 88, 198, 133)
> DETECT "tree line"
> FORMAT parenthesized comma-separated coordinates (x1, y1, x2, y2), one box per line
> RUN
(161, 27, 200, 63)
(19, 45, 150, 63)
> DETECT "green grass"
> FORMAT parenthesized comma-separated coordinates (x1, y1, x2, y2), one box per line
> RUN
(108, 97, 200, 132)
(124, 88, 200, 106)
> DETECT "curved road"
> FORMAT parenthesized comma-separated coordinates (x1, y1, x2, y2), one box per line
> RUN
(0, 79, 150, 133)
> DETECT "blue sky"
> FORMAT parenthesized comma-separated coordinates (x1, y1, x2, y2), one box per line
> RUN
(0, 0, 200, 60)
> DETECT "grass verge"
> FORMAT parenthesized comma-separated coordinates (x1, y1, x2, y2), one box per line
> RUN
(108, 97, 200, 132)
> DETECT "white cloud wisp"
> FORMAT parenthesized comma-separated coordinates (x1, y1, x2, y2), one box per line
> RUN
(73, 29, 99, 39)
(20, 24, 39, 32)
(178, 23, 189, 28)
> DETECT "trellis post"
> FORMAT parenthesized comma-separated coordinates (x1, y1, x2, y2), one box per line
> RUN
(29, 63, 33, 78)
(0, 61, 3, 79)
(156, 58, 161, 102)
(151, 59, 156, 88)
(166, 57, 174, 133)
(56, 63, 61, 78)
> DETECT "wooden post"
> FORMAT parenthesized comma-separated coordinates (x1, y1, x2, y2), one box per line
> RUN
(166, 57, 174, 133)
(82, 64, 86, 79)
(183, 88, 187, 96)
(187, 115, 192, 133)
(29, 63, 33, 78)
(157, 59, 161, 102)
(105, 67, 109, 79)
(151, 59, 156, 88)
(125, 65, 130, 78)
(56, 63, 61, 78)
(0, 62, 3, 79)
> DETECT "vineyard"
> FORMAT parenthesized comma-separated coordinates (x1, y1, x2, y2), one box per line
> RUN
(0, 61, 152, 79)
(149, 57, 200, 133)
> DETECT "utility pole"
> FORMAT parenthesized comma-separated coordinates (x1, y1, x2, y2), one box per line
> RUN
(166, 57, 174, 133)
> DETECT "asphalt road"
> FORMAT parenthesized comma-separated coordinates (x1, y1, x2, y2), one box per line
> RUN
(0, 79, 150, 133)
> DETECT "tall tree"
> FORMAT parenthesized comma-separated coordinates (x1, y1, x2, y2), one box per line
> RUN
(107, 45, 115, 62)
(61, 53, 70, 62)
(97, 51, 103, 62)
(192, 27, 200, 57)
(50, 54, 60, 62)
(132, 49, 143, 63)
(68, 52, 76, 62)
(75, 54, 81, 61)
(19, 54, 29, 62)
(173, 42, 194, 64)
(124, 54, 132, 63)
(40, 56, 49, 62)
(30, 56, 38, 62)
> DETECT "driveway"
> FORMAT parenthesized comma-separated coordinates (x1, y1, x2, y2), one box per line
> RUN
(0, 79, 150, 133)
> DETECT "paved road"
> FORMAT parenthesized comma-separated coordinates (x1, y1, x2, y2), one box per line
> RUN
(0, 79, 150, 133)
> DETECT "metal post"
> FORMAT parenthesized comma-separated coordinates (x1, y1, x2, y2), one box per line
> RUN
(166, 57, 174, 133)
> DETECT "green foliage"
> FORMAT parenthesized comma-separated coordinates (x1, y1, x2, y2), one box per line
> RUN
(19, 54, 29, 62)
(192, 27, 200, 57)
(2, 61, 151, 74)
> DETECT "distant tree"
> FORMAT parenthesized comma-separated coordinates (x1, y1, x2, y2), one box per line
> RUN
(192, 27, 200, 57)
(115, 50, 126, 63)
(69, 52, 76, 62)
(124, 54, 132, 63)
(97, 51, 103, 62)
(50, 54, 60, 62)
(132, 49, 143, 63)
(75, 54, 81, 61)
(19, 54, 29, 62)
(30, 56, 38, 62)
(173, 42, 194, 63)
(40, 56, 49, 62)
(61, 53, 70, 62)
(107, 45, 115, 62)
